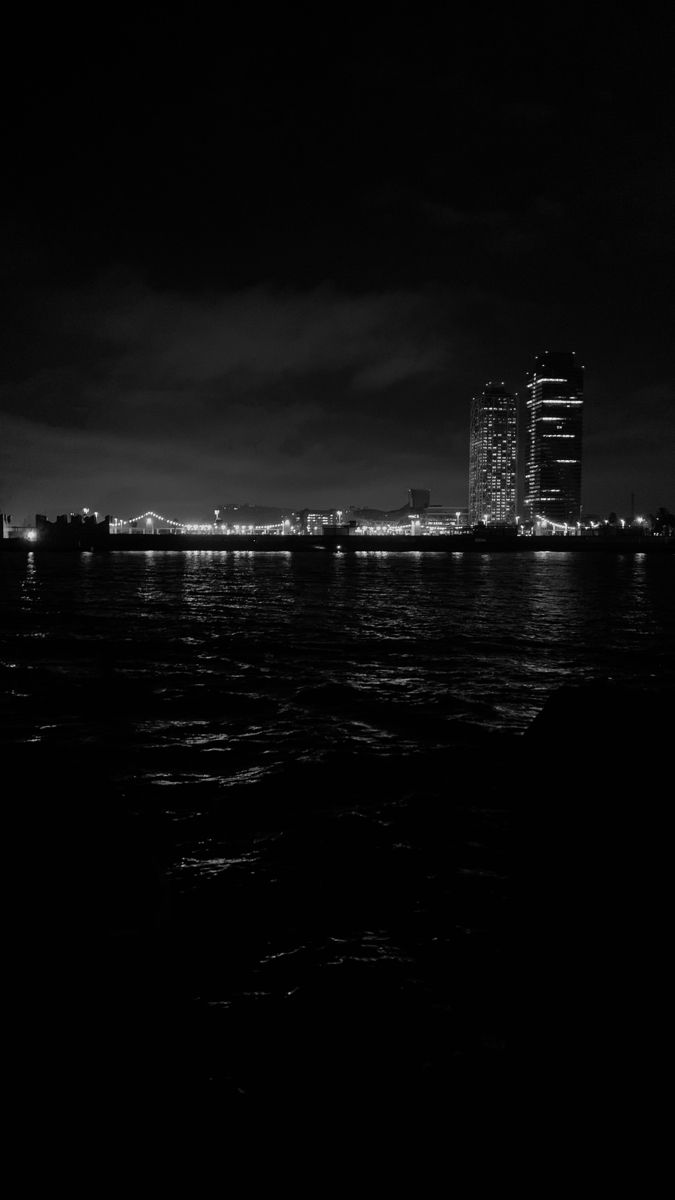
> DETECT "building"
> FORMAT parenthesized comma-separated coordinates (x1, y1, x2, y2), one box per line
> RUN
(408, 488, 431, 513)
(416, 505, 468, 534)
(469, 382, 518, 526)
(525, 351, 583, 525)
(2, 513, 39, 540)
(298, 508, 346, 534)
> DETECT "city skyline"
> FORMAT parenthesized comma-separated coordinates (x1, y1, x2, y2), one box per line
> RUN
(1, 329, 671, 521)
(5, 343, 667, 528)
(1, 16, 673, 520)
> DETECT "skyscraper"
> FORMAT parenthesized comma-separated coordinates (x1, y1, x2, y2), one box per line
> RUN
(469, 382, 517, 526)
(525, 352, 583, 525)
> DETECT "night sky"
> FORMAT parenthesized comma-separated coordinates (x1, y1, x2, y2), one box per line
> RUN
(1, 12, 673, 521)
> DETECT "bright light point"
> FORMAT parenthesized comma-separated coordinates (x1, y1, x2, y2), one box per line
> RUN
(25, 530, 37, 542)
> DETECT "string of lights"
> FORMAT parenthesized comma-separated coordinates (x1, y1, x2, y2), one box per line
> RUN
(99, 509, 651, 538)
(535, 515, 578, 532)
(116, 511, 183, 527)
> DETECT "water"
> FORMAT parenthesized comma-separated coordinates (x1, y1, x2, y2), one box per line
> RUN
(3, 548, 672, 751)
(2, 549, 673, 1109)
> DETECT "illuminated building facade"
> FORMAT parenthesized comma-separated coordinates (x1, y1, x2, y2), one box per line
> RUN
(469, 383, 517, 525)
(300, 508, 345, 534)
(525, 351, 583, 524)
(416, 505, 468, 533)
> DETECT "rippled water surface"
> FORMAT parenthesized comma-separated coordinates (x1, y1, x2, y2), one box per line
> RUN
(3, 549, 672, 751)
(2, 549, 673, 1106)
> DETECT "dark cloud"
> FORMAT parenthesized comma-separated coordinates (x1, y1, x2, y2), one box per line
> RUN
(1, 273, 672, 522)
(0, 280, 463, 517)
(98, 285, 447, 388)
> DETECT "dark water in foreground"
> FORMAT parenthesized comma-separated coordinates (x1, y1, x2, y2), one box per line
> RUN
(2, 550, 673, 1112)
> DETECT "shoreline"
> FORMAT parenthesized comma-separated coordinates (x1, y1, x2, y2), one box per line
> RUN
(1, 532, 673, 554)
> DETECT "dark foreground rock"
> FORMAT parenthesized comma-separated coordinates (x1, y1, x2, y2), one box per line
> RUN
(6, 679, 674, 1125)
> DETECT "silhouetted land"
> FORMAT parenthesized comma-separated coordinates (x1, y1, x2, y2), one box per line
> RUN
(8, 680, 674, 1122)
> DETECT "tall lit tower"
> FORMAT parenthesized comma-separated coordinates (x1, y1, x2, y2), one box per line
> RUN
(468, 382, 517, 525)
(525, 351, 583, 525)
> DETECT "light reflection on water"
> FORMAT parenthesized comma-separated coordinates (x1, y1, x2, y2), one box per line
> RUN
(1, 550, 673, 763)
(3, 548, 670, 1089)
(20, 552, 38, 608)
